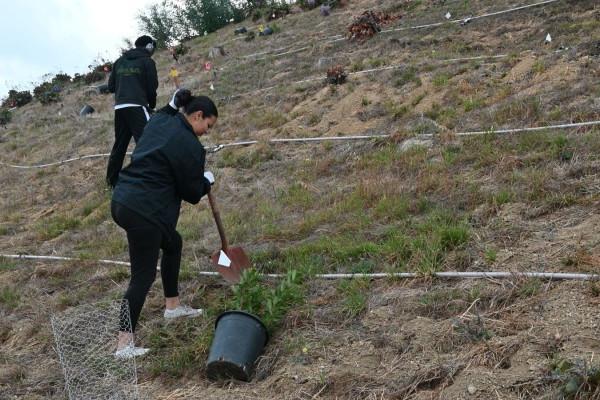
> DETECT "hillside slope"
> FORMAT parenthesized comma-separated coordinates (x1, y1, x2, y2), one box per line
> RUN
(1, 0, 600, 398)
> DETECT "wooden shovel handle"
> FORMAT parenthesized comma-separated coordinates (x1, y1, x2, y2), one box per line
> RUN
(207, 191, 228, 251)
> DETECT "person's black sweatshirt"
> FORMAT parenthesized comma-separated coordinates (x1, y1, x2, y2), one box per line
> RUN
(112, 107, 211, 240)
(108, 48, 158, 109)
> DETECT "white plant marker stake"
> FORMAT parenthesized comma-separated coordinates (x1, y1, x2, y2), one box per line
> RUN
(545, 33, 552, 43)
(445, 12, 451, 19)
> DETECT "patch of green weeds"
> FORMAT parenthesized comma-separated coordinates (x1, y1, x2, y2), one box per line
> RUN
(383, 100, 409, 120)
(365, 57, 386, 68)
(350, 60, 364, 72)
(217, 145, 278, 169)
(491, 96, 543, 126)
(463, 97, 484, 112)
(278, 183, 315, 209)
(108, 267, 129, 282)
(337, 278, 370, 318)
(0, 286, 20, 310)
(441, 145, 462, 165)
(518, 278, 542, 297)
(0, 257, 17, 271)
(411, 93, 426, 107)
(549, 359, 600, 399)
(419, 286, 481, 318)
(432, 73, 450, 87)
(425, 103, 457, 127)
(306, 112, 322, 126)
(248, 109, 288, 130)
(36, 215, 81, 240)
(393, 66, 421, 88)
(531, 60, 546, 74)
(491, 190, 514, 207)
(484, 248, 497, 263)
(146, 320, 212, 378)
(350, 259, 376, 274)
(373, 195, 409, 220)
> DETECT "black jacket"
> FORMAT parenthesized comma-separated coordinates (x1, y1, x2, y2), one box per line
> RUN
(108, 48, 158, 109)
(112, 106, 212, 237)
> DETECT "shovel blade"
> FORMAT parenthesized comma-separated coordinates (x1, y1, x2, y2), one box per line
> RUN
(211, 247, 251, 283)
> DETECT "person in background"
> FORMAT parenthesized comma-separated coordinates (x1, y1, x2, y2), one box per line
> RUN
(111, 89, 218, 359)
(169, 46, 179, 63)
(168, 65, 181, 89)
(106, 35, 159, 188)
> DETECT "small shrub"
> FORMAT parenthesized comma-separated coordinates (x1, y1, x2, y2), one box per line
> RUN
(432, 73, 450, 87)
(0, 108, 12, 126)
(383, 100, 408, 120)
(2, 89, 32, 108)
(338, 278, 370, 318)
(36, 215, 81, 240)
(463, 97, 484, 112)
(52, 73, 72, 84)
(33, 82, 61, 104)
(173, 43, 189, 57)
(484, 248, 497, 263)
(326, 65, 347, 85)
(231, 268, 305, 331)
(491, 190, 513, 206)
(531, 60, 546, 74)
(393, 66, 421, 88)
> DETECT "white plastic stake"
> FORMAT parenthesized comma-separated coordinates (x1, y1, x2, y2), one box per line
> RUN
(445, 12, 451, 19)
(545, 33, 552, 43)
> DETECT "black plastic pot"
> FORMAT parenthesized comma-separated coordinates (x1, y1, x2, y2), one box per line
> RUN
(79, 104, 95, 116)
(206, 311, 268, 382)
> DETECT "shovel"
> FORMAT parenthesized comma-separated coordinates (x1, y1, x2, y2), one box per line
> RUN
(207, 191, 251, 283)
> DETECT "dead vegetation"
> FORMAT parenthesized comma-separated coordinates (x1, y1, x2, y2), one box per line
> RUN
(1, 0, 600, 398)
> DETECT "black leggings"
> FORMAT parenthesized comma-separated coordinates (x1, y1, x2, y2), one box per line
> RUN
(111, 201, 182, 332)
(106, 107, 149, 188)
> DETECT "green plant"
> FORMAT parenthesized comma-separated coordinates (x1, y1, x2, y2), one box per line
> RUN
(485, 248, 497, 263)
(36, 215, 81, 240)
(231, 268, 306, 331)
(33, 81, 61, 104)
(0, 287, 20, 310)
(2, 89, 32, 108)
(432, 73, 450, 87)
(393, 66, 421, 88)
(0, 108, 11, 126)
(0, 257, 17, 271)
(383, 100, 408, 120)
(531, 60, 546, 74)
(491, 190, 513, 207)
(463, 97, 484, 112)
(337, 278, 370, 318)
(549, 359, 600, 399)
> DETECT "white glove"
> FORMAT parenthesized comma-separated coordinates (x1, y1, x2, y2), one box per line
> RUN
(204, 171, 215, 185)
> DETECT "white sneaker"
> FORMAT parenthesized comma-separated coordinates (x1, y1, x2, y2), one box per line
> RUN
(115, 345, 150, 359)
(164, 305, 203, 320)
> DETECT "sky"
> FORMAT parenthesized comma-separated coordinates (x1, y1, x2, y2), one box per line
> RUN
(0, 0, 157, 99)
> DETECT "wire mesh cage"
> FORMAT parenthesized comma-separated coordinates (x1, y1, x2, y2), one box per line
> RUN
(50, 300, 139, 400)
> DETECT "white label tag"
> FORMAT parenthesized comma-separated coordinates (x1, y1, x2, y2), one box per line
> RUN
(218, 251, 231, 268)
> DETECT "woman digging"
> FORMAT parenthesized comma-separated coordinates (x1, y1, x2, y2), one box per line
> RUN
(111, 89, 218, 358)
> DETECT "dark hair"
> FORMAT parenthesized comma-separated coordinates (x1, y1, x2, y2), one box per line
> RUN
(134, 35, 154, 48)
(175, 90, 218, 118)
